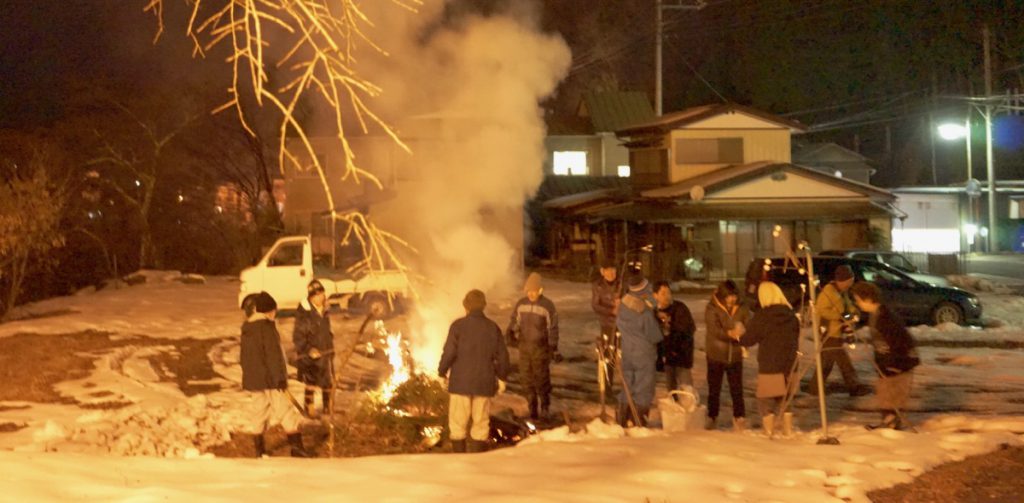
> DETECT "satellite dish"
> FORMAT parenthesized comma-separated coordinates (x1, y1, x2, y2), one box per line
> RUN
(690, 185, 705, 201)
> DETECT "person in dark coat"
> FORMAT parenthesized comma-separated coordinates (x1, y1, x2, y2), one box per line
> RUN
(439, 289, 511, 453)
(591, 260, 620, 398)
(293, 279, 335, 417)
(240, 291, 311, 457)
(850, 282, 920, 430)
(704, 280, 749, 431)
(652, 280, 696, 398)
(506, 272, 560, 420)
(739, 281, 800, 436)
(615, 272, 663, 427)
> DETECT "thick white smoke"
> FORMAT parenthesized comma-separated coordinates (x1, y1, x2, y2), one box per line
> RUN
(359, 2, 571, 370)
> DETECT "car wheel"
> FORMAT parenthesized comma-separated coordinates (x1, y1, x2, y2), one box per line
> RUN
(931, 301, 964, 326)
(363, 293, 392, 319)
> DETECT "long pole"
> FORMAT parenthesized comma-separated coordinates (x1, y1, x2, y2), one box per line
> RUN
(965, 112, 973, 182)
(804, 244, 836, 444)
(983, 24, 997, 252)
(655, 0, 663, 116)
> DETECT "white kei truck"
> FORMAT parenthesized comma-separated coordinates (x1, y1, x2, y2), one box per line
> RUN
(238, 235, 409, 317)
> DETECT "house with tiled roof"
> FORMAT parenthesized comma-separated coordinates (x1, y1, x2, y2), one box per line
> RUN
(542, 103, 901, 279)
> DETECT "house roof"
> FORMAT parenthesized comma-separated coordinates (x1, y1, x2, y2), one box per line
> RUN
(793, 142, 871, 163)
(640, 162, 894, 201)
(578, 91, 655, 133)
(535, 175, 631, 201)
(584, 200, 898, 223)
(616, 102, 807, 137)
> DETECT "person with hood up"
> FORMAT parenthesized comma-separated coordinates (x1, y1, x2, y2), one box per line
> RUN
(240, 292, 312, 457)
(704, 280, 749, 431)
(739, 281, 800, 436)
(615, 272, 663, 427)
(292, 279, 335, 417)
(850, 281, 920, 430)
(505, 272, 560, 419)
(439, 289, 511, 453)
(814, 265, 870, 396)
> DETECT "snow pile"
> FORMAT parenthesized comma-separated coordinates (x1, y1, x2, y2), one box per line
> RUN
(55, 395, 231, 458)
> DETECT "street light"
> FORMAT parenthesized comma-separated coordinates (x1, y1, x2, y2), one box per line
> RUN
(938, 119, 984, 252)
(937, 123, 967, 141)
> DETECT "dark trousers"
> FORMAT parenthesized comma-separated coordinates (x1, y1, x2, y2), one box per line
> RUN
(820, 337, 861, 389)
(706, 358, 745, 420)
(665, 365, 693, 395)
(519, 344, 552, 408)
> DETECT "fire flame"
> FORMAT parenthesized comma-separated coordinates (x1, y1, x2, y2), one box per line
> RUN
(374, 320, 411, 404)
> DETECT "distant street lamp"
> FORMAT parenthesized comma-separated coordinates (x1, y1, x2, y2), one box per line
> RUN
(938, 118, 987, 252)
(937, 123, 967, 141)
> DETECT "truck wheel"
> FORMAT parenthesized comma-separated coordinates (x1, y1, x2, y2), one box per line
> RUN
(363, 293, 392, 319)
(932, 302, 964, 326)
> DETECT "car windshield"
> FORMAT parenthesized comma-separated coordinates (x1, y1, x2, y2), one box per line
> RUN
(860, 262, 916, 288)
(884, 253, 918, 273)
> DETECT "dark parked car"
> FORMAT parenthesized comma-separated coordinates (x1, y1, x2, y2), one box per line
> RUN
(818, 249, 951, 287)
(752, 256, 981, 326)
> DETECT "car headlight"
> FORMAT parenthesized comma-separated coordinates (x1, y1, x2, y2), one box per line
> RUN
(967, 296, 980, 307)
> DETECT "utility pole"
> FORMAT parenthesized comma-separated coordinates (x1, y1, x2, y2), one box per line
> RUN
(655, 0, 706, 116)
(983, 24, 997, 252)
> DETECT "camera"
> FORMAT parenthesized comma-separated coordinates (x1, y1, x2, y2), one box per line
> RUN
(841, 313, 859, 346)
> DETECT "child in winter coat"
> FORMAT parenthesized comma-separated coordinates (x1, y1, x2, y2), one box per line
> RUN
(704, 280, 749, 431)
(739, 281, 800, 436)
(293, 279, 335, 417)
(439, 290, 511, 453)
(850, 282, 920, 430)
(506, 272, 560, 420)
(616, 273, 664, 427)
(240, 291, 312, 457)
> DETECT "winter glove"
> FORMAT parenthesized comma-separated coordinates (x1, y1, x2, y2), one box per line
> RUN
(497, 379, 507, 395)
(309, 348, 322, 360)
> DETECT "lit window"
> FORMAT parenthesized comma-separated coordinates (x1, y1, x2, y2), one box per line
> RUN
(553, 151, 588, 176)
(617, 165, 631, 177)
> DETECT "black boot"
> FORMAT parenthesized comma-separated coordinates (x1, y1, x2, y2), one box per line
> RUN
(287, 432, 314, 458)
(467, 439, 488, 453)
(866, 411, 899, 430)
(539, 396, 550, 419)
(528, 394, 539, 420)
(252, 434, 266, 458)
(451, 439, 467, 453)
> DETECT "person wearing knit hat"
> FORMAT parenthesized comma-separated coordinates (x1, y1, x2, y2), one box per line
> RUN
(239, 291, 312, 458)
(591, 259, 621, 405)
(615, 271, 662, 427)
(293, 279, 335, 417)
(810, 264, 869, 397)
(439, 289, 510, 453)
(506, 272, 560, 420)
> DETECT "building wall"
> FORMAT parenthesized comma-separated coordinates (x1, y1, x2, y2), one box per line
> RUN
(544, 134, 630, 177)
(667, 128, 791, 184)
(890, 192, 962, 253)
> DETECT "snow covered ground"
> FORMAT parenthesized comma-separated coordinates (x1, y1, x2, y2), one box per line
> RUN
(2, 270, 1024, 502)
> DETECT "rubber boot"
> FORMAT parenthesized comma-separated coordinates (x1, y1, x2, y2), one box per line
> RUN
(451, 439, 467, 453)
(761, 414, 775, 436)
(732, 416, 746, 433)
(467, 439, 488, 453)
(704, 416, 717, 431)
(287, 432, 314, 458)
(782, 412, 794, 436)
(253, 434, 266, 458)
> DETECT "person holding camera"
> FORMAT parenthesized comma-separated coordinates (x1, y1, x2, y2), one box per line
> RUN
(812, 265, 870, 397)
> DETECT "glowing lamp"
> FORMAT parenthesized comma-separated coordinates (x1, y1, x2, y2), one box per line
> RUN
(937, 123, 968, 141)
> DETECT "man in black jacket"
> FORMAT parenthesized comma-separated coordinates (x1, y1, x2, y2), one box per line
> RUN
(293, 279, 335, 417)
(240, 291, 312, 457)
(439, 290, 510, 453)
(506, 272, 560, 420)
(591, 260, 620, 401)
(653, 281, 696, 398)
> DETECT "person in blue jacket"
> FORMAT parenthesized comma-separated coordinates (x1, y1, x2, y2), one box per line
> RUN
(615, 272, 663, 427)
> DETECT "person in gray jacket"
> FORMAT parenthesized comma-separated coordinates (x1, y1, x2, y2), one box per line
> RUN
(704, 280, 749, 431)
(506, 272, 560, 419)
(439, 289, 511, 453)
(615, 272, 663, 427)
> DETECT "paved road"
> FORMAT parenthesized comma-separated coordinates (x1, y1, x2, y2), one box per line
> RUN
(965, 254, 1024, 282)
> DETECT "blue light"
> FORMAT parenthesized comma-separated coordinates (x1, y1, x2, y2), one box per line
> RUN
(993, 115, 1024, 150)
